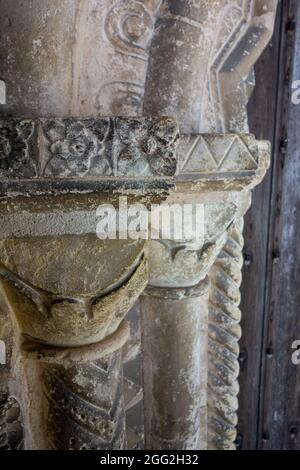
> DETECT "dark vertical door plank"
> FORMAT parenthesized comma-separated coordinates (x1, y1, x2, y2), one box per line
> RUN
(258, 0, 300, 450)
(237, 1, 283, 450)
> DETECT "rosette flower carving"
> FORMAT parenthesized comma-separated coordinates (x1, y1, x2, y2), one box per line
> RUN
(116, 117, 179, 177)
(42, 119, 111, 177)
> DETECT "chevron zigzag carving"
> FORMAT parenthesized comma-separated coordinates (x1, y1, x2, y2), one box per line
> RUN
(178, 134, 259, 174)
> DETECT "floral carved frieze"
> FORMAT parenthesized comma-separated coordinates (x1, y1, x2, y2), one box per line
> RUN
(0, 116, 270, 195)
(0, 117, 179, 182)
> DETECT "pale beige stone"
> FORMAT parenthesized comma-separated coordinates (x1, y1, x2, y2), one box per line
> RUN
(141, 0, 278, 451)
(0, 0, 278, 452)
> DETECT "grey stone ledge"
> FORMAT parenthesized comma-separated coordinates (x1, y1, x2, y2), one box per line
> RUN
(0, 117, 270, 195)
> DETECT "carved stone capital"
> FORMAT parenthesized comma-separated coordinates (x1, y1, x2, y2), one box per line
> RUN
(0, 0, 278, 452)
(0, 116, 179, 450)
(149, 133, 266, 288)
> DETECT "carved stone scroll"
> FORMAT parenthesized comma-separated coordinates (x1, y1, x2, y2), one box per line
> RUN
(0, 0, 162, 118)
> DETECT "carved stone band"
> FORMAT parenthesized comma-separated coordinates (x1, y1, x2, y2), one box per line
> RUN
(22, 320, 130, 365)
(144, 277, 210, 300)
(0, 117, 269, 195)
(0, 117, 179, 187)
(176, 134, 270, 191)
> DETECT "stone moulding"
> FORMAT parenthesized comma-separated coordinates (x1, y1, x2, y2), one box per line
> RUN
(22, 319, 130, 366)
(0, 117, 179, 178)
(0, 116, 269, 196)
(176, 134, 270, 191)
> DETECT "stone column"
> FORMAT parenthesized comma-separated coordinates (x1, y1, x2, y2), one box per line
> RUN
(141, 0, 278, 450)
(141, 134, 270, 449)
(0, 115, 179, 449)
(142, 281, 209, 450)
(0, 0, 163, 449)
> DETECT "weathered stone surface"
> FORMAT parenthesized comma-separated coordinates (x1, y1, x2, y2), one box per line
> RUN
(144, 0, 278, 133)
(0, 396, 23, 450)
(0, 0, 278, 452)
(0, 106, 180, 449)
(208, 218, 244, 450)
(0, 0, 162, 118)
(141, 0, 278, 452)
(0, 112, 178, 449)
(177, 135, 270, 184)
(0, 0, 163, 449)
(0, 287, 24, 451)
(40, 351, 127, 450)
(141, 280, 209, 450)
(0, 117, 179, 182)
(0, 253, 147, 348)
(122, 304, 144, 450)
(0, 218, 148, 449)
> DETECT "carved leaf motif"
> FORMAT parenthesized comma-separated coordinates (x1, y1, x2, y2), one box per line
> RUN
(0, 117, 179, 183)
(0, 120, 36, 178)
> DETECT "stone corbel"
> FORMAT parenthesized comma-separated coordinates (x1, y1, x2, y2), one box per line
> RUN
(141, 133, 270, 450)
(0, 116, 179, 450)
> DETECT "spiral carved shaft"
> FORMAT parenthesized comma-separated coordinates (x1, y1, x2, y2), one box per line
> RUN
(42, 352, 126, 450)
(208, 218, 244, 450)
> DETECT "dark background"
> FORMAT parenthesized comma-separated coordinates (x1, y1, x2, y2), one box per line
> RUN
(237, 0, 300, 450)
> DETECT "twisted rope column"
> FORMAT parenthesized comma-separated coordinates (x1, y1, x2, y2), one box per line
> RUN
(208, 218, 244, 450)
